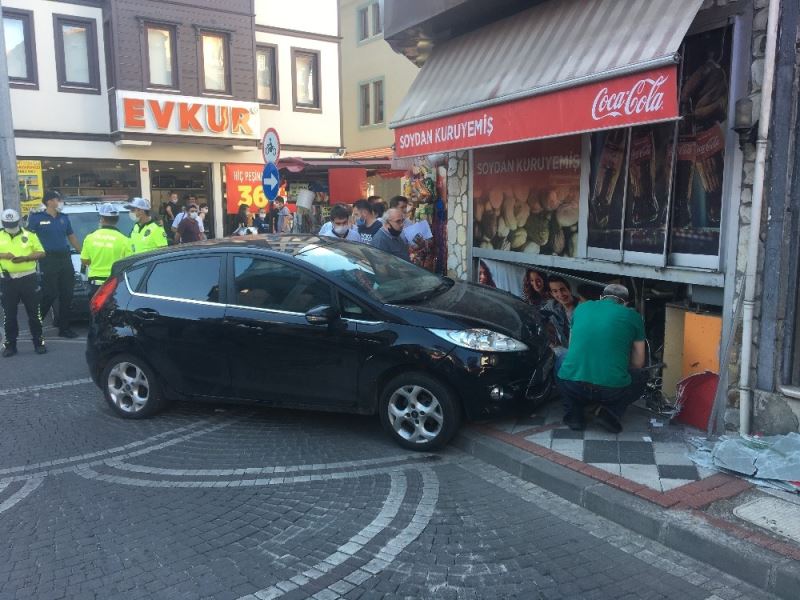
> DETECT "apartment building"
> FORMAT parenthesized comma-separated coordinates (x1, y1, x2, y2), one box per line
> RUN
(3, 0, 341, 235)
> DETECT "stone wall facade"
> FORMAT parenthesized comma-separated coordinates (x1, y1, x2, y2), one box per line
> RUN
(446, 152, 470, 280)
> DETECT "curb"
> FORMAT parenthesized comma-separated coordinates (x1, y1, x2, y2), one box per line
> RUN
(454, 429, 800, 600)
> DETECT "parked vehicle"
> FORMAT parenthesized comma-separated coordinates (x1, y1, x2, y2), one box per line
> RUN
(86, 235, 553, 450)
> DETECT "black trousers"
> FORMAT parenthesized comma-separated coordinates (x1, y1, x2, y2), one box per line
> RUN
(39, 252, 74, 331)
(1, 273, 43, 346)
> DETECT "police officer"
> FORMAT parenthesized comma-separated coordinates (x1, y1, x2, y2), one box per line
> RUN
(127, 197, 168, 254)
(0, 209, 47, 357)
(80, 203, 132, 297)
(27, 190, 81, 338)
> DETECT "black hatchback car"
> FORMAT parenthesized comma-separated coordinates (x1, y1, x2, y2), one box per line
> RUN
(86, 236, 553, 450)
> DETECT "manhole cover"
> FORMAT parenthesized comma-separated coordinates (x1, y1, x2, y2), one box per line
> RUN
(733, 497, 800, 543)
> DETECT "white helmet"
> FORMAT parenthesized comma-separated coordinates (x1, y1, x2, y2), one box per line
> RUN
(1, 208, 21, 224)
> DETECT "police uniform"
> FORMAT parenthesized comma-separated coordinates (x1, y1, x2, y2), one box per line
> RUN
(80, 207, 132, 296)
(0, 210, 46, 356)
(131, 220, 168, 255)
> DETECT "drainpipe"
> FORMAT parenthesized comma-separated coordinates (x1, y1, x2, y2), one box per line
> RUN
(739, 0, 781, 435)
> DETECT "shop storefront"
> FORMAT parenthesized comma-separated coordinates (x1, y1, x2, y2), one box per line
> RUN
(390, 0, 747, 401)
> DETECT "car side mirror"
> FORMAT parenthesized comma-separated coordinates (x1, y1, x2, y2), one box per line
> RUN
(305, 305, 338, 325)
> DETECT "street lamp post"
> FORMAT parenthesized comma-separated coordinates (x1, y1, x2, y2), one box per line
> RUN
(0, 0, 20, 212)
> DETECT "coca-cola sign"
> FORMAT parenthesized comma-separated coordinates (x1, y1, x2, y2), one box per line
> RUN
(591, 76, 668, 121)
(393, 65, 678, 158)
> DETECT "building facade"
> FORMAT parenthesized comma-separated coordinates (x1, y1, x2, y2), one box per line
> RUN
(338, 0, 418, 198)
(3, 0, 341, 235)
(385, 0, 800, 434)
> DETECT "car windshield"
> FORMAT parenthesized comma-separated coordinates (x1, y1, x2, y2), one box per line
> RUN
(294, 242, 453, 304)
(67, 210, 135, 247)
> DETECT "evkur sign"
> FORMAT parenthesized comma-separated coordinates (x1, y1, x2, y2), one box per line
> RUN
(115, 90, 261, 139)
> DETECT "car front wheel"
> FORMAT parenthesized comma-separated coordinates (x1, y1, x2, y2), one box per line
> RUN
(379, 372, 461, 451)
(101, 354, 165, 419)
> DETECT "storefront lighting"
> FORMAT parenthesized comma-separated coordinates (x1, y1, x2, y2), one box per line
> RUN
(184, 165, 191, 168)
(65, 161, 73, 165)
(168, 167, 174, 170)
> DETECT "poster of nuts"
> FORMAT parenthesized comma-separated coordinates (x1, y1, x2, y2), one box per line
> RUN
(472, 137, 581, 257)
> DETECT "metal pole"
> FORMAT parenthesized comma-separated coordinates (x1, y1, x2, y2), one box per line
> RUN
(0, 0, 20, 212)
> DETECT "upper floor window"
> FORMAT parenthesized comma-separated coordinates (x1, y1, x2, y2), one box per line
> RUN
(3, 9, 37, 87)
(359, 78, 384, 127)
(54, 15, 100, 93)
(358, 1, 382, 42)
(200, 32, 229, 94)
(292, 48, 320, 111)
(256, 45, 278, 105)
(146, 24, 177, 88)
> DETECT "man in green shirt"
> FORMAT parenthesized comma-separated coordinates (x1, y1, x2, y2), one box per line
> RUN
(556, 284, 646, 432)
(127, 197, 168, 254)
(80, 203, 131, 296)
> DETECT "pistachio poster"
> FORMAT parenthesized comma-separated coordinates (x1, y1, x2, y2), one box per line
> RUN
(472, 137, 581, 257)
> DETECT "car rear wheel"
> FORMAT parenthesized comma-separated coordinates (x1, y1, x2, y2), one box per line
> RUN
(101, 354, 165, 419)
(379, 372, 461, 451)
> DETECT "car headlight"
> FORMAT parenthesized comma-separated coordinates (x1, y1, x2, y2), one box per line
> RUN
(430, 328, 528, 352)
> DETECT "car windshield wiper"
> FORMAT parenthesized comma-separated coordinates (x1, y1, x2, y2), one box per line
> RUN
(396, 278, 454, 304)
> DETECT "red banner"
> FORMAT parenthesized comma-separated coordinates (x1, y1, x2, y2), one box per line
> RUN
(328, 168, 367, 204)
(394, 66, 678, 158)
(225, 163, 266, 214)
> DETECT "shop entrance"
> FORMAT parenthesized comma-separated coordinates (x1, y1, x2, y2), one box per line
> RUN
(150, 162, 214, 237)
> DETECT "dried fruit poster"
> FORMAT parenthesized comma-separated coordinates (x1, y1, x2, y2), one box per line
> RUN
(472, 137, 581, 257)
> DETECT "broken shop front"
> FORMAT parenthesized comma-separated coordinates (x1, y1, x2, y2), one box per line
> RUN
(391, 0, 746, 402)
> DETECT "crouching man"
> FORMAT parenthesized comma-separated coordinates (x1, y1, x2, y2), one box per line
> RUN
(555, 284, 647, 433)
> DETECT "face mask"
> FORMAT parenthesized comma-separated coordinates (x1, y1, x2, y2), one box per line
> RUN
(3, 223, 20, 234)
(259, 213, 266, 219)
(129, 212, 139, 221)
(190, 212, 198, 217)
(333, 224, 349, 236)
(388, 224, 402, 237)
(356, 217, 365, 227)
(56, 201, 65, 212)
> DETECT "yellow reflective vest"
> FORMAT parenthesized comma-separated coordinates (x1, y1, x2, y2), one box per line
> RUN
(0, 228, 44, 276)
(80, 226, 131, 281)
(131, 220, 168, 254)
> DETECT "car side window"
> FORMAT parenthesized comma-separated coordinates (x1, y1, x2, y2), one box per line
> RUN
(233, 256, 331, 314)
(125, 265, 147, 292)
(143, 256, 222, 303)
(339, 293, 375, 320)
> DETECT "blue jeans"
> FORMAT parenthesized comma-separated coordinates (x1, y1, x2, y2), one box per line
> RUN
(556, 370, 648, 421)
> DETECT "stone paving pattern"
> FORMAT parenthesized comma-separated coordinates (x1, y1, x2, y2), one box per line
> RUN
(0, 334, 780, 599)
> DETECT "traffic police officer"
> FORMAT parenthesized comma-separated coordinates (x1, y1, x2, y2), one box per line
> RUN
(0, 209, 47, 357)
(80, 203, 132, 296)
(27, 190, 81, 338)
(127, 197, 168, 254)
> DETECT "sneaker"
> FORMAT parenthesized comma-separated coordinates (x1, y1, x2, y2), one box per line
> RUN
(34, 344, 47, 355)
(2, 345, 17, 358)
(595, 406, 623, 434)
(58, 329, 78, 339)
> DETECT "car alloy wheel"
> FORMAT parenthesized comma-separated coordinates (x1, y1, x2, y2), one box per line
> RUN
(387, 384, 444, 445)
(107, 361, 151, 414)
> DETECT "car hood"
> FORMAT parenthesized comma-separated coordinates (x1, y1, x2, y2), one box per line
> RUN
(391, 281, 545, 345)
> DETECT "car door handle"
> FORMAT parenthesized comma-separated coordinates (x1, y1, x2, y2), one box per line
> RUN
(133, 308, 159, 321)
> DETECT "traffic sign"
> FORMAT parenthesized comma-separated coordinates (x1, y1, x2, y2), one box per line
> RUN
(262, 128, 281, 164)
(262, 162, 281, 201)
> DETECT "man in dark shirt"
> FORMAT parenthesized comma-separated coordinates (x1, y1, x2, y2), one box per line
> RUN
(26, 190, 81, 338)
(355, 199, 382, 243)
(176, 204, 202, 243)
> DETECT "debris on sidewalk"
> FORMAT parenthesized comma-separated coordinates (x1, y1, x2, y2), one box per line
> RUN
(689, 433, 800, 493)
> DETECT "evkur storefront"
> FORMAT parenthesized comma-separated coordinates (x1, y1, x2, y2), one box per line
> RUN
(390, 0, 747, 401)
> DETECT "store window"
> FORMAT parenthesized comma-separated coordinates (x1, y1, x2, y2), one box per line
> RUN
(472, 137, 581, 258)
(357, 1, 382, 41)
(150, 162, 214, 237)
(36, 158, 140, 198)
(587, 26, 732, 267)
(292, 48, 320, 111)
(201, 32, 229, 94)
(54, 15, 100, 93)
(146, 24, 177, 88)
(3, 9, 37, 87)
(359, 79, 384, 127)
(256, 44, 277, 105)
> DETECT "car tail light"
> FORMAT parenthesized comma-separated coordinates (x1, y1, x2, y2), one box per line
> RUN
(90, 276, 118, 315)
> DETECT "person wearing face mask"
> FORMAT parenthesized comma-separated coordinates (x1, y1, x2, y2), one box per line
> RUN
(27, 190, 81, 338)
(80, 204, 132, 297)
(176, 204, 203, 243)
(0, 209, 47, 357)
(320, 204, 360, 242)
(253, 207, 271, 234)
(370, 208, 412, 261)
(354, 199, 381, 243)
(127, 197, 168, 254)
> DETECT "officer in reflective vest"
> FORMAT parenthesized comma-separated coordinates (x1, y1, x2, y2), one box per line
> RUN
(127, 197, 168, 254)
(80, 203, 132, 297)
(0, 209, 47, 357)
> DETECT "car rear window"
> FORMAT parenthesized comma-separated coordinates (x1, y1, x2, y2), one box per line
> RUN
(143, 256, 222, 303)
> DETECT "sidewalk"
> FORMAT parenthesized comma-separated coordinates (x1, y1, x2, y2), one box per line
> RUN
(455, 401, 800, 600)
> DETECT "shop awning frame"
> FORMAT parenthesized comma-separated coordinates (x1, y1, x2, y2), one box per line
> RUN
(391, 0, 703, 129)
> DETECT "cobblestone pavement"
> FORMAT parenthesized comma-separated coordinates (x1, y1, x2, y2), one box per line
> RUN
(0, 336, 779, 599)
